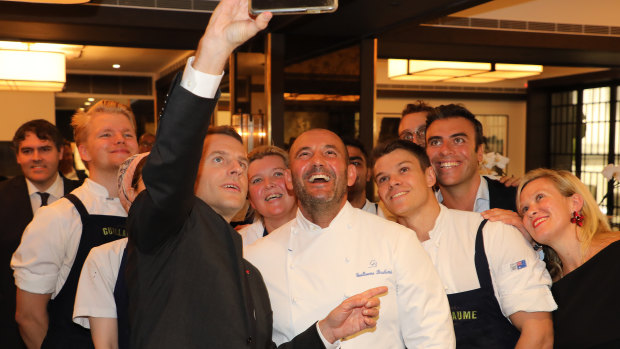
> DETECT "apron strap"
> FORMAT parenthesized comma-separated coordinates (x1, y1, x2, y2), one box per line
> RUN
(64, 193, 89, 222)
(474, 219, 494, 290)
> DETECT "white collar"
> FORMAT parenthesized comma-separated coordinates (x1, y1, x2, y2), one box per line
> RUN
(26, 173, 63, 198)
(295, 201, 352, 232)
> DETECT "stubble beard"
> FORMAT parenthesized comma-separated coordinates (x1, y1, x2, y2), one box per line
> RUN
(293, 169, 348, 218)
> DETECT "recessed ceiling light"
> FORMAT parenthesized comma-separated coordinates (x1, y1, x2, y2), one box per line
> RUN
(88, 97, 95, 102)
(79, 107, 85, 111)
(84, 101, 91, 106)
(112, 64, 121, 69)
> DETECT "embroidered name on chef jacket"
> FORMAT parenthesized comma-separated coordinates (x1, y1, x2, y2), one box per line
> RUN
(356, 259, 393, 277)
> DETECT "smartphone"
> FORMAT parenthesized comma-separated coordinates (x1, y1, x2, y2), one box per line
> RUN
(249, 0, 338, 15)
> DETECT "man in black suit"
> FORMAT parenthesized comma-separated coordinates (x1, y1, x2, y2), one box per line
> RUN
(425, 104, 518, 213)
(0, 120, 79, 348)
(127, 1, 384, 348)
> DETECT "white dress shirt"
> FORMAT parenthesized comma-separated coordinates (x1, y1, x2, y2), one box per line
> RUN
(73, 238, 127, 329)
(422, 204, 557, 317)
(436, 175, 490, 213)
(11, 179, 127, 297)
(26, 173, 64, 215)
(245, 202, 455, 348)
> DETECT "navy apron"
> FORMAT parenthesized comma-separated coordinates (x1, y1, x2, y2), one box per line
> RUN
(42, 194, 127, 349)
(113, 248, 129, 349)
(447, 219, 520, 348)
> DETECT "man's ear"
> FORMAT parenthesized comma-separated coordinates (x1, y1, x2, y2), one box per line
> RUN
(476, 143, 485, 163)
(77, 143, 91, 162)
(425, 166, 436, 188)
(347, 163, 356, 187)
(365, 166, 373, 183)
(285, 169, 294, 191)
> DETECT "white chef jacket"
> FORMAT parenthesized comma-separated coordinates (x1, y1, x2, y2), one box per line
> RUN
(11, 179, 127, 297)
(245, 202, 455, 348)
(73, 238, 128, 328)
(238, 220, 265, 246)
(422, 204, 557, 317)
(360, 199, 386, 218)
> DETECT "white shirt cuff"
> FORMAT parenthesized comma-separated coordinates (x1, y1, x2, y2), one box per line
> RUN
(316, 322, 341, 349)
(180, 56, 223, 99)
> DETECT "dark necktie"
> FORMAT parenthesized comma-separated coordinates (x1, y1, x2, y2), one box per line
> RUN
(37, 192, 50, 207)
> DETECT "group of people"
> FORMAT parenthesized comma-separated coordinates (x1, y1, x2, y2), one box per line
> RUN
(1, 0, 619, 348)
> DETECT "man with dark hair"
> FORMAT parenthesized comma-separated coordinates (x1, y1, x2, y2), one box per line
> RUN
(372, 138, 557, 348)
(425, 104, 518, 213)
(0, 120, 79, 349)
(342, 138, 384, 217)
(245, 128, 454, 348)
(399, 100, 433, 146)
(137, 132, 155, 153)
(126, 1, 385, 348)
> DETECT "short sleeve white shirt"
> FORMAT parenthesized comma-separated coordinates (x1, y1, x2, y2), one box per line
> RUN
(422, 204, 557, 317)
(73, 238, 128, 329)
(11, 179, 127, 297)
(245, 202, 455, 348)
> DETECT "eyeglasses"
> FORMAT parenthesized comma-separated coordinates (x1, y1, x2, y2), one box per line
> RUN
(399, 125, 426, 146)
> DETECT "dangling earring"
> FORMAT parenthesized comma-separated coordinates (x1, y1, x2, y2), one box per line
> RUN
(570, 211, 584, 227)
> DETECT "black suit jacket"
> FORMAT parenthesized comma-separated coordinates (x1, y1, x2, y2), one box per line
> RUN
(0, 175, 79, 348)
(127, 76, 323, 349)
(484, 176, 518, 212)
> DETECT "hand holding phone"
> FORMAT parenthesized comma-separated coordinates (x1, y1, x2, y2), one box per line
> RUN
(249, 0, 338, 15)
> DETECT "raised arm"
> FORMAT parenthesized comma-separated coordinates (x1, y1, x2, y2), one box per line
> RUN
(130, 0, 272, 251)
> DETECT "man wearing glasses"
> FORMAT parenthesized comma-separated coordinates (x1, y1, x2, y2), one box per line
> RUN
(398, 101, 433, 147)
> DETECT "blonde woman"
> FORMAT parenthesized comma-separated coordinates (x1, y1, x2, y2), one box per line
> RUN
(518, 168, 620, 349)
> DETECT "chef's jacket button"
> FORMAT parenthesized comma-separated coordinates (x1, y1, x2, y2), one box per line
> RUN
(246, 336, 253, 344)
(345, 257, 350, 263)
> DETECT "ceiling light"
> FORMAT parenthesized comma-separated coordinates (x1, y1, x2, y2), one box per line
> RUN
(408, 60, 491, 77)
(444, 76, 504, 83)
(0, 50, 65, 91)
(475, 63, 543, 79)
(84, 101, 91, 106)
(112, 64, 121, 69)
(387, 59, 543, 83)
(88, 97, 95, 102)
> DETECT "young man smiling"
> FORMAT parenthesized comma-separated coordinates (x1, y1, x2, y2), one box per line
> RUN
(11, 102, 138, 348)
(373, 139, 557, 348)
(425, 104, 518, 213)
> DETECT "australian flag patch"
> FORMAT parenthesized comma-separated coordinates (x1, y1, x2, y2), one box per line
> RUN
(510, 260, 527, 271)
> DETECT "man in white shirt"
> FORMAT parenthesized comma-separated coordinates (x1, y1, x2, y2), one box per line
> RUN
(11, 102, 139, 348)
(0, 120, 79, 348)
(372, 138, 557, 348)
(425, 104, 518, 213)
(245, 128, 455, 348)
(342, 138, 384, 217)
